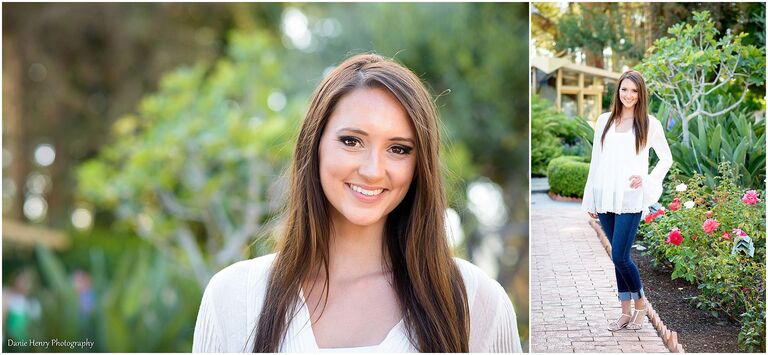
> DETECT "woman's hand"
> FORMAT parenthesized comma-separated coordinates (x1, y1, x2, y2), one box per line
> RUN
(629, 175, 643, 189)
(587, 212, 597, 219)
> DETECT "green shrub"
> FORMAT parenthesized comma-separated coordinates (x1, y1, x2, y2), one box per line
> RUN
(531, 95, 590, 176)
(547, 156, 589, 198)
(639, 162, 766, 352)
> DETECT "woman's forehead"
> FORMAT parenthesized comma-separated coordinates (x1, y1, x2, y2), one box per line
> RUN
(620, 79, 638, 89)
(326, 87, 416, 138)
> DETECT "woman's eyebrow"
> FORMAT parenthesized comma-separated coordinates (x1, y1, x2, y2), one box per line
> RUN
(337, 127, 414, 145)
(390, 137, 415, 145)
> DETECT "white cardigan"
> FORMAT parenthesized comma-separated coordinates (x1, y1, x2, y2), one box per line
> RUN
(581, 112, 673, 215)
(192, 253, 522, 353)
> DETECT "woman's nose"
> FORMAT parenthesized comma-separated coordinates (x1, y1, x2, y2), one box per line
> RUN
(358, 151, 385, 181)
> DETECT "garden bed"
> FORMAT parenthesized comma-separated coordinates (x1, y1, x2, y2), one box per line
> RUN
(632, 244, 741, 353)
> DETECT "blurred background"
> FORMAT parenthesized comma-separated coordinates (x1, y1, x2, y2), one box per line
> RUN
(2, 3, 529, 352)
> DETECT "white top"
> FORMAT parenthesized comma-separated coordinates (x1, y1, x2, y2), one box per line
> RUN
(581, 112, 673, 215)
(192, 253, 522, 353)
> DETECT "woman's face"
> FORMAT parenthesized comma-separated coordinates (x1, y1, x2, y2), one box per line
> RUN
(318, 87, 417, 228)
(619, 78, 639, 110)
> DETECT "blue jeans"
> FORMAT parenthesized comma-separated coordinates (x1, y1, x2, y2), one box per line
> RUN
(597, 212, 645, 301)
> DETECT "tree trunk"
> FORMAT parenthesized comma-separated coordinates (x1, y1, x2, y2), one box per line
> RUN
(3, 32, 27, 221)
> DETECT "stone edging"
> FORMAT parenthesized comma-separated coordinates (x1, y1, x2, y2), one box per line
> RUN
(588, 219, 686, 353)
(547, 192, 583, 202)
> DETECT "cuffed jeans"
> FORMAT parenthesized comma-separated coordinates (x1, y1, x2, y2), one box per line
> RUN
(597, 212, 645, 301)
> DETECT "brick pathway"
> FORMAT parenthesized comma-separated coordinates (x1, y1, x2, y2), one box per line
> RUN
(530, 193, 669, 353)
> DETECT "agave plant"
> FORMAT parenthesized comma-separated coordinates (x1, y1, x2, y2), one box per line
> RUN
(656, 103, 766, 189)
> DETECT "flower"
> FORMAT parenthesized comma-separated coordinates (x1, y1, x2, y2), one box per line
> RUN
(644, 209, 666, 224)
(668, 198, 681, 211)
(705, 210, 713, 218)
(692, 234, 698, 241)
(733, 228, 748, 237)
(644, 214, 654, 224)
(684, 200, 695, 209)
(667, 228, 683, 246)
(721, 232, 732, 241)
(702, 218, 720, 234)
(742, 190, 759, 205)
(675, 183, 687, 192)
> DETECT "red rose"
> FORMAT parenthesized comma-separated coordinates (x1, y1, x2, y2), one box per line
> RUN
(669, 199, 681, 211)
(705, 210, 713, 218)
(667, 228, 683, 246)
(721, 232, 732, 241)
(692, 234, 698, 241)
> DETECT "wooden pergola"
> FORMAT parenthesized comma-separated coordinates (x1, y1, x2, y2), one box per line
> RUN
(531, 56, 622, 120)
(3, 219, 70, 250)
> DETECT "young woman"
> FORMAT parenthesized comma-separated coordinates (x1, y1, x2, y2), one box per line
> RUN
(581, 70, 672, 331)
(192, 54, 521, 352)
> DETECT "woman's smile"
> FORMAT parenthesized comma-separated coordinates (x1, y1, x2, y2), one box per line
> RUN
(347, 183, 387, 201)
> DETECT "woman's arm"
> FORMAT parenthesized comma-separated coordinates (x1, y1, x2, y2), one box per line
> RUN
(642, 118, 673, 208)
(581, 114, 606, 214)
(192, 285, 225, 352)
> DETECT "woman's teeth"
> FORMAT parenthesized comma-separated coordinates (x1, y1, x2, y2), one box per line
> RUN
(350, 184, 383, 196)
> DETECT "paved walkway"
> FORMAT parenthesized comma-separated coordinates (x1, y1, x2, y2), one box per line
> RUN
(530, 193, 668, 353)
(531, 177, 550, 193)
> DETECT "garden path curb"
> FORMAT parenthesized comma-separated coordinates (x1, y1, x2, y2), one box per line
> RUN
(589, 219, 686, 353)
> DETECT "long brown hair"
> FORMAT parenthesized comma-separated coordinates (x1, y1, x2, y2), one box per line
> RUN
(600, 70, 649, 154)
(251, 54, 469, 352)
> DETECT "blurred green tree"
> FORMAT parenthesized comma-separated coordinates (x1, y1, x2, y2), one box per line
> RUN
(77, 31, 299, 287)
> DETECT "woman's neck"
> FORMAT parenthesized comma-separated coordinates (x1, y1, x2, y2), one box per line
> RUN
(326, 213, 387, 281)
(620, 107, 634, 119)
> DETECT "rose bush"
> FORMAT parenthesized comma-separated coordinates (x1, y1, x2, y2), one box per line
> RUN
(639, 162, 765, 352)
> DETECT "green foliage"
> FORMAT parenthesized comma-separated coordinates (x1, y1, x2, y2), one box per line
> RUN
(76, 30, 299, 287)
(638, 11, 766, 146)
(30, 242, 201, 352)
(639, 163, 766, 351)
(656, 103, 766, 190)
(531, 95, 590, 176)
(546, 156, 589, 198)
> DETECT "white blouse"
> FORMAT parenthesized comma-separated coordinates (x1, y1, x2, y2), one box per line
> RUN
(192, 253, 522, 353)
(581, 112, 673, 215)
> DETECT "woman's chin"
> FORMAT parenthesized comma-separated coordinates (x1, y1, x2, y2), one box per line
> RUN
(336, 210, 385, 228)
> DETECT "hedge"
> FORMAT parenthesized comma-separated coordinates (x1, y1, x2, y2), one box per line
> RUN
(547, 156, 589, 198)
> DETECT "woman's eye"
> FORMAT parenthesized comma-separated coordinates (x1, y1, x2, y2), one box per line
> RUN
(390, 145, 413, 155)
(339, 136, 362, 147)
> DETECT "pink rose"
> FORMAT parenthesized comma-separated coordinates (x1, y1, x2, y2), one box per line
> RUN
(742, 190, 760, 205)
(732, 228, 748, 237)
(668, 198, 681, 211)
(705, 210, 713, 218)
(692, 234, 698, 241)
(667, 228, 683, 246)
(702, 218, 720, 234)
(721, 232, 732, 241)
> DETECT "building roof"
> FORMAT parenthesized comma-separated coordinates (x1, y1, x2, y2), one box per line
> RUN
(531, 55, 622, 80)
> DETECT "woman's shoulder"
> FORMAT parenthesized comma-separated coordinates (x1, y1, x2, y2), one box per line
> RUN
(646, 114, 664, 132)
(595, 112, 611, 126)
(452, 257, 509, 304)
(203, 253, 276, 299)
